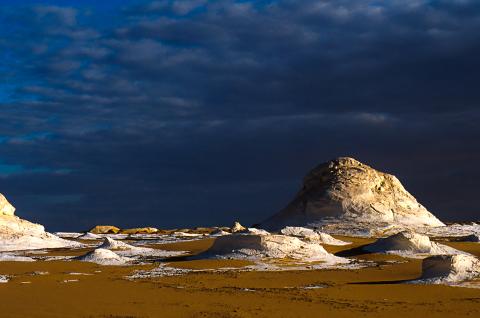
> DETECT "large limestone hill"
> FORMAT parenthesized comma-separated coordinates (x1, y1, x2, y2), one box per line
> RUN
(0, 193, 79, 251)
(260, 157, 444, 234)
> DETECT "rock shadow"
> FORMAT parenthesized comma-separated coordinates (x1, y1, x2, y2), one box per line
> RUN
(334, 245, 372, 257)
(348, 278, 413, 285)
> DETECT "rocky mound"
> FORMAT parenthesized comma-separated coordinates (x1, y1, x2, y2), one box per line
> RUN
(260, 157, 444, 234)
(0, 193, 80, 252)
(99, 237, 136, 250)
(280, 226, 350, 245)
(418, 254, 480, 284)
(75, 248, 130, 265)
(231, 221, 247, 233)
(119, 227, 158, 234)
(89, 225, 120, 234)
(209, 229, 230, 236)
(364, 231, 461, 257)
(204, 233, 347, 263)
(76, 232, 102, 240)
(98, 237, 186, 258)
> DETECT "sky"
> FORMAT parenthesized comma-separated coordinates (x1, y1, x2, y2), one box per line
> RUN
(0, 0, 479, 231)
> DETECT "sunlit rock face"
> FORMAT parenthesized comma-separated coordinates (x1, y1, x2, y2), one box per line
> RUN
(0, 194, 15, 216)
(260, 157, 444, 233)
(0, 193, 79, 251)
(89, 225, 120, 234)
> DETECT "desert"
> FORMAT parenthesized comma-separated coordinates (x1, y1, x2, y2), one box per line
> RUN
(2, 1, 480, 316)
(1, 158, 479, 317)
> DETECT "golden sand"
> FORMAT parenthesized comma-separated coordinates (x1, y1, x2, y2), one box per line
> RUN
(0, 237, 479, 318)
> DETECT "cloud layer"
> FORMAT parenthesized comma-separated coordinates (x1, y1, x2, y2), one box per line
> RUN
(0, 0, 479, 230)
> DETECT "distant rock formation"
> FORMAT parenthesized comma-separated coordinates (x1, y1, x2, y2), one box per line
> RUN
(119, 227, 158, 234)
(0, 193, 80, 251)
(76, 232, 103, 240)
(230, 221, 247, 233)
(260, 157, 444, 233)
(97, 237, 186, 258)
(89, 225, 120, 234)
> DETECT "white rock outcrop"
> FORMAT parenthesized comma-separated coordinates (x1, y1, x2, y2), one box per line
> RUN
(76, 232, 103, 240)
(364, 231, 461, 257)
(260, 157, 444, 234)
(0, 193, 80, 252)
(99, 237, 136, 250)
(75, 248, 131, 265)
(417, 254, 480, 284)
(204, 233, 348, 263)
(280, 226, 350, 245)
(209, 229, 231, 236)
(98, 237, 186, 258)
(231, 221, 247, 233)
(0, 194, 15, 216)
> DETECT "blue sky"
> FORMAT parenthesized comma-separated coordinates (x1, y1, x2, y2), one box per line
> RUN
(0, 0, 479, 230)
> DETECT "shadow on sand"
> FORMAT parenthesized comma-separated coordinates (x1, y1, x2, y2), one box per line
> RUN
(348, 278, 413, 285)
(334, 244, 372, 257)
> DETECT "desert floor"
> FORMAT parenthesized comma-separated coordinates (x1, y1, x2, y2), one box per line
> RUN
(1, 236, 479, 318)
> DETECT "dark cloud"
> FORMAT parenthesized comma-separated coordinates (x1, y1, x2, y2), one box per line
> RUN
(0, 0, 479, 231)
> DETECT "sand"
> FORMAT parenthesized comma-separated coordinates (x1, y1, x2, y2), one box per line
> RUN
(0, 237, 479, 317)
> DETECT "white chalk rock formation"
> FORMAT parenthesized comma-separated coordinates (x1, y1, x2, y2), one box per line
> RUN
(76, 232, 103, 240)
(260, 157, 444, 234)
(418, 254, 480, 284)
(55, 232, 83, 238)
(364, 231, 461, 257)
(243, 228, 270, 236)
(0, 194, 15, 216)
(205, 233, 348, 263)
(75, 248, 130, 265)
(98, 237, 186, 258)
(99, 237, 136, 250)
(280, 226, 350, 245)
(231, 221, 247, 233)
(209, 229, 231, 236)
(0, 193, 80, 252)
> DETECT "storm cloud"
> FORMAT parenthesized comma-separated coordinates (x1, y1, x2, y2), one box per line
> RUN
(0, 0, 479, 230)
